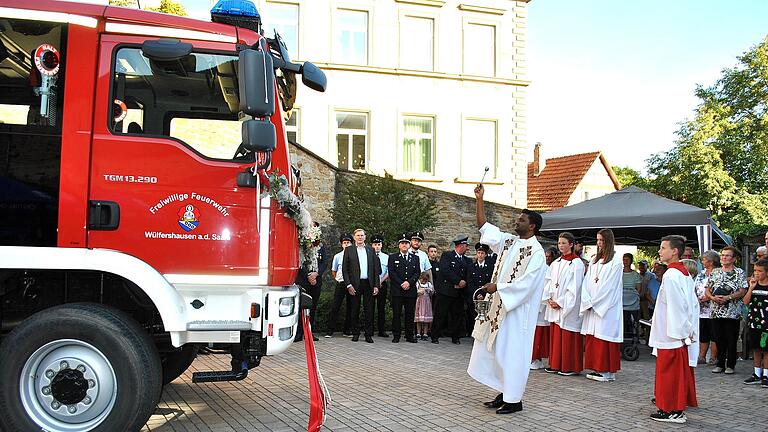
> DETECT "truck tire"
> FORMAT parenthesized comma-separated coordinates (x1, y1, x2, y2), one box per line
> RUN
(0, 303, 162, 432)
(161, 344, 199, 385)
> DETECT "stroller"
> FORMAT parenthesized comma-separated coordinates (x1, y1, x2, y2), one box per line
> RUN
(621, 310, 640, 361)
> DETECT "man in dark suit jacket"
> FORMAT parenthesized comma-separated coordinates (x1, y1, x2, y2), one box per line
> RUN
(388, 233, 421, 343)
(432, 235, 470, 344)
(342, 228, 381, 343)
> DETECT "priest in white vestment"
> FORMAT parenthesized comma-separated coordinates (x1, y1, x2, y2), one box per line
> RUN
(467, 184, 547, 415)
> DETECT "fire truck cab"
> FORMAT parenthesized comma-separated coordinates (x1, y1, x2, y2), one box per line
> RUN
(0, 1, 325, 430)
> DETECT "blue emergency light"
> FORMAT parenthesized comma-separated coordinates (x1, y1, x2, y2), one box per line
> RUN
(210, 0, 261, 32)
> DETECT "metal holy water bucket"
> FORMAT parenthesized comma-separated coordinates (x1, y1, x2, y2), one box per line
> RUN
(473, 288, 491, 321)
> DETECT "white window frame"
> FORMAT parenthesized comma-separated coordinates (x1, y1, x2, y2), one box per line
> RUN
(399, 114, 436, 175)
(398, 11, 437, 71)
(334, 110, 369, 171)
(263, 1, 300, 60)
(333, 8, 371, 65)
(285, 108, 300, 143)
(462, 17, 499, 77)
(460, 117, 498, 180)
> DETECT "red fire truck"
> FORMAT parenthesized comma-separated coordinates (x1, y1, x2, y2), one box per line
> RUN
(0, 1, 326, 430)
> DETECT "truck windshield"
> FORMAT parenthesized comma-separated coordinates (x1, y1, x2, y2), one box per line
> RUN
(111, 47, 246, 161)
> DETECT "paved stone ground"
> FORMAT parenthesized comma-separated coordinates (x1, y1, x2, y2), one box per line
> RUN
(143, 336, 766, 431)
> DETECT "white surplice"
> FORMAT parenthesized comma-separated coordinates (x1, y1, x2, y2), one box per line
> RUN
(580, 256, 624, 343)
(543, 256, 586, 332)
(467, 222, 547, 403)
(649, 266, 699, 367)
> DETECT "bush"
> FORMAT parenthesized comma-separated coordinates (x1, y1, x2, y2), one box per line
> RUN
(332, 173, 438, 250)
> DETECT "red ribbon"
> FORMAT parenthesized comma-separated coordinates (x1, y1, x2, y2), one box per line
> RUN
(302, 313, 326, 431)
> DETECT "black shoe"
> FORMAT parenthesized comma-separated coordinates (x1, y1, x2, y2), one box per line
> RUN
(365, 336, 374, 343)
(406, 338, 418, 343)
(496, 401, 522, 414)
(744, 374, 762, 385)
(294, 336, 303, 342)
(483, 393, 504, 408)
(312, 335, 320, 341)
(431, 338, 439, 344)
(762, 377, 768, 388)
(421, 335, 428, 341)
(378, 332, 389, 337)
(351, 335, 359, 342)
(392, 337, 400, 343)
(452, 337, 461, 344)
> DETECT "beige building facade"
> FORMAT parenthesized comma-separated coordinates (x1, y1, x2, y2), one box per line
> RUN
(256, 0, 531, 207)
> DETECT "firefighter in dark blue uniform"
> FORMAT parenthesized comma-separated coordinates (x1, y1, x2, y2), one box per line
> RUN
(388, 233, 421, 343)
(432, 235, 470, 344)
(465, 243, 493, 335)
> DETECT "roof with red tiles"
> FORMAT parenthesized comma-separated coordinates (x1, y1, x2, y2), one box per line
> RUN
(527, 152, 621, 212)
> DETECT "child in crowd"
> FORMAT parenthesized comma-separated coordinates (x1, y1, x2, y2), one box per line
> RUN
(742, 259, 768, 386)
(415, 272, 434, 340)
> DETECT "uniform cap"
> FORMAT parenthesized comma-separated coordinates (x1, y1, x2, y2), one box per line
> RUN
(476, 243, 490, 253)
(411, 231, 424, 241)
(371, 234, 384, 244)
(398, 233, 411, 243)
(453, 235, 469, 245)
(340, 233, 353, 243)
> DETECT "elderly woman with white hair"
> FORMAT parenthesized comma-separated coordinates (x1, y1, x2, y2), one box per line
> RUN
(756, 246, 767, 262)
(694, 250, 720, 365)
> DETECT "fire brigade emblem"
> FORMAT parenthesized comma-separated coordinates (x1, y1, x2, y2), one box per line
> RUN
(177, 204, 200, 231)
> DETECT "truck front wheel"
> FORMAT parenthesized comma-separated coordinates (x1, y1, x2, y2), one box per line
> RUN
(0, 303, 162, 432)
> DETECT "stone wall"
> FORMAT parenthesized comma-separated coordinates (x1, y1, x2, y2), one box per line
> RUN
(290, 142, 521, 254)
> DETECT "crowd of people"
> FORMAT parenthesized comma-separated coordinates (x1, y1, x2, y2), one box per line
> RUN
(295, 190, 768, 424)
(300, 228, 495, 345)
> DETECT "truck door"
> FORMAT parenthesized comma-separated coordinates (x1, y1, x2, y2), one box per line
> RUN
(88, 35, 265, 279)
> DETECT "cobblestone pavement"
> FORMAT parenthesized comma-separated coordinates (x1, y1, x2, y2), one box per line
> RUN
(143, 336, 766, 431)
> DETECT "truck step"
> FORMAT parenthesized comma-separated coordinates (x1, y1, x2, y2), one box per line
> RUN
(192, 369, 249, 383)
(186, 320, 252, 331)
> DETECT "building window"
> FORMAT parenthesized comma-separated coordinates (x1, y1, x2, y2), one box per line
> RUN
(336, 112, 368, 170)
(286, 109, 299, 143)
(335, 9, 368, 64)
(400, 16, 434, 70)
(401, 116, 434, 174)
(461, 119, 496, 178)
(263, 2, 300, 59)
(463, 23, 495, 76)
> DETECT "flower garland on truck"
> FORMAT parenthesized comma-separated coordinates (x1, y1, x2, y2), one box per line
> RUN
(260, 170, 321, 272)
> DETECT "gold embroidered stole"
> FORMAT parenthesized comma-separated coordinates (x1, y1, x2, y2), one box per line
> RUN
(472, 239, 534, 351)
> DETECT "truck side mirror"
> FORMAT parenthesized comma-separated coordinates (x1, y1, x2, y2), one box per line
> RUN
(300, 61, 327, 93)
(238, 49, 275, 117)
(242, 118, 276, 152)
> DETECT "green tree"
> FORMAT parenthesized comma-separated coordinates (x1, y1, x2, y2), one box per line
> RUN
(332, 173, 438, 250)
(109, 0, 187, 16)
(108, 0, 136, 6)
(643, 36, 768, 237)
(149, 0, 187, 16)
(613, 166, 648, 190)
